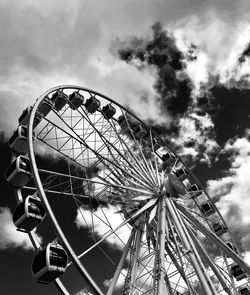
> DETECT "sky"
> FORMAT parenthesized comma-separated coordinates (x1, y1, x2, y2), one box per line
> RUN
(1, 0, 250, 294)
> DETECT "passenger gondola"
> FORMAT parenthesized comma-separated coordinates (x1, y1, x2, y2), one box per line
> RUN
(102, 103, 116, 119)
(187, 184, 203, 198)
(132, 125, 148, 140)
(199, 201, 215, 216)
(174, 168, 189, 181)
(161, 152, 176, 165)
(238, 284, 250, 295)
(85, 96, 100, 113)
(32, 243, 68, 283)
(68, 91, 84, 110)
(8, 125, 35, 155)
(230, 263, 247, 281)
(37, 96, 54, 117)
(5, 156, 32, 187)
(51, 90, 68, 111)
(13, 195, 46, 232)
(212, 221, 227, 236)
(18, 106, 42, 128)
(117, 113, 134, 129)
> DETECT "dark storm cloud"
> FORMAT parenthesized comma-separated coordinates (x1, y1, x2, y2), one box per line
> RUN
(115, 22, 193, 118)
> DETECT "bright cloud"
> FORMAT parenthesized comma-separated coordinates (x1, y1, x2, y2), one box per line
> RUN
(0, 206, 41, 250)
(207, 131, 250, 253)
(208, 131, 250, 222)
(171, 111, 218, 164)
(103, 268, 127, 290)
(75, 205, 131, 250)
(174, 12, 250, 88)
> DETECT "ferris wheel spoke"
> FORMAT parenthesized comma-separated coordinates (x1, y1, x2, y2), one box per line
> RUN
(37, 168, 153, 198)
(165, 212, 195, 293)
(81, 108, 157, 189)
(164, 243, 198, 295)
(73, 199, 125, 269)
(38, 111, 156, 193)
(67, 198, 158, 267)
(107, 118, 159, 188)
(185, 223, 233, 295)
(176, 202, 250, 276)
(165, 198, 217, 295)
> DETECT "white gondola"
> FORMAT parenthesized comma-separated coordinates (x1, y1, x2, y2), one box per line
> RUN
(13, 195, 46, 232)
(5, 156, 32, 187)
(238, 284, 250, 295)
(132, 125, 148, 140)
(32, 243, 68, 283)
(230, 263, 247, 281)
(161, 152, 176, 165)
(85, 96, 100, 113)
(69, 91, 84, 110)
(199, 201, 215, 216)
(8, 125, 35, 155)
(102, 103, 116, 119)
(117, 114, 132, 129)
(18, 106, 42, 128)
(188, 184, 203, 198)
(117, 114, 126, 128)
(174, 168, 189, 181)
(37, 96, 54, 117)
(51, 91, 68, 111)
(212, 221, 227, 236)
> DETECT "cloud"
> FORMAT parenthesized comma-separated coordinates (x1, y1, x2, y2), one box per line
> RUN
(0, 206, 41, 250)
(103, 268, 127, 290)
(75, 205, 131, 250)
(171, 111, 218, 164)
(174, 14, 250, 84)
(207, 131, 250, 250)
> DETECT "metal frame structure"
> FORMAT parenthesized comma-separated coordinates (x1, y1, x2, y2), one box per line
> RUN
(7, 85, 250, 295)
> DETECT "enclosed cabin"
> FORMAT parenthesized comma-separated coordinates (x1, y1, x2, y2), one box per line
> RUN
(188, 184, 203, 198)
(238, 284, 250, 295)
(132, 124, 148, 140)
(199, 200, 215, 216)
(144, 136, 161, 151)
(174, 167, 189, 182)
(85, 96, 100, 114)
(102, 103, 116, 120)
(51, 90, 68, 111)
(117, 114, 133, 129)
(13, 195, 46, 232)
(68, 91, 84, 110)
(230, 263, 247, 281)
(5, 156, 32, 187)
(18, 106, 42, 129)
(37, 96, 54, 117)
(212, 220, 227, 237)
(8, 125, 35, 155)
(32, 243, 68, 283)
(161, 152, 176, 166)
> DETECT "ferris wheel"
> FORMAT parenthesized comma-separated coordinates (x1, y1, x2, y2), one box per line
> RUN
(6, 85, 250, 295)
